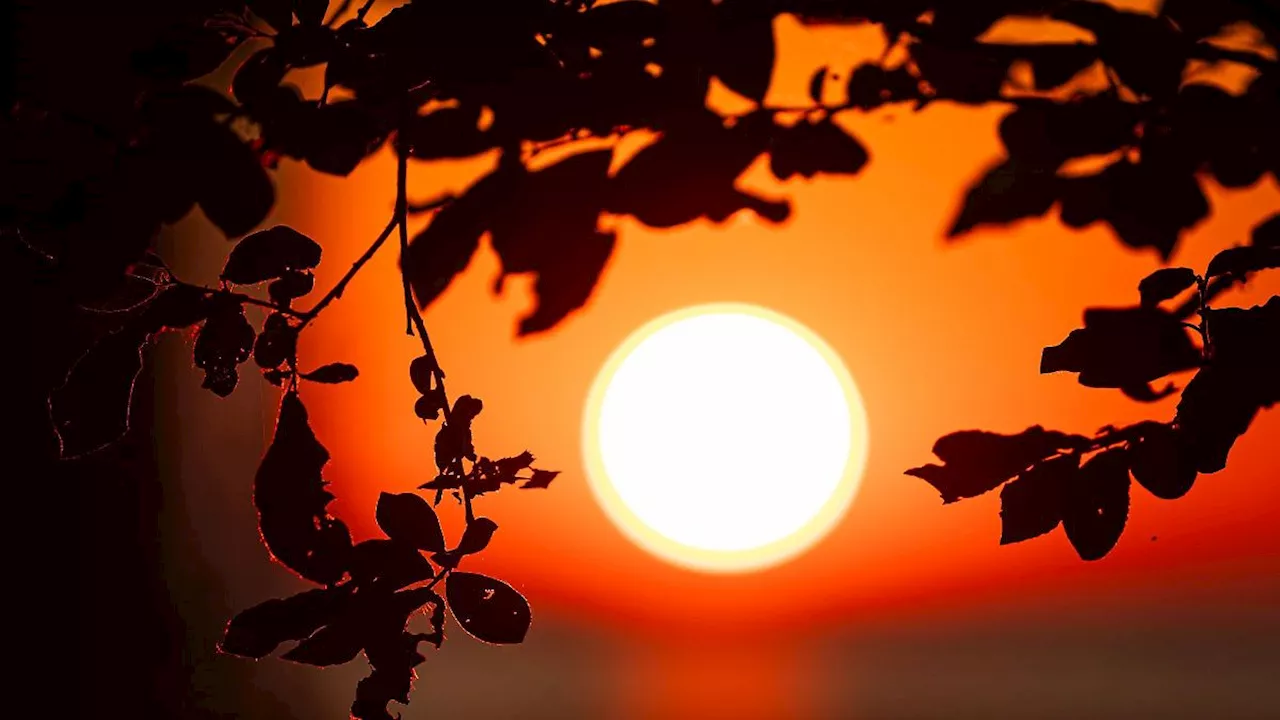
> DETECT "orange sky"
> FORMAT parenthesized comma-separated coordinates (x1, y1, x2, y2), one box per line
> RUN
(246, 11, 1280, 648)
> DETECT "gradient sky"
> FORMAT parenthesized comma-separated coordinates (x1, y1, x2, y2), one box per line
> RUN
(155, 5, 1280, 718)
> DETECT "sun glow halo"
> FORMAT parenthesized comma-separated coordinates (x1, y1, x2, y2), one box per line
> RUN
(583, 304, 870, 573)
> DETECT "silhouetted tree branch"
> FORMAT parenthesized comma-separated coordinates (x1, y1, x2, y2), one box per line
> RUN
(8, 0, 1278, 717)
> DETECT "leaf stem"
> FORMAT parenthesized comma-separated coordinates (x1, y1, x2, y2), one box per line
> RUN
(298, 214, 399, 328)
(173, 280, 306, 318)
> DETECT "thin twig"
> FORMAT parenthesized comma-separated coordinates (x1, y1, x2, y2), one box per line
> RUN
(356, 0, 378, 23)
(298, 214, 399, 327)
(173, 280, 306, 318)
(325, 0, 354, 27)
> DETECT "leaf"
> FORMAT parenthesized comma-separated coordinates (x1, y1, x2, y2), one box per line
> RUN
(223, 225, 322, 285)
(254, 389, 352, 585)
(808, 67, 827, 104)
(905, 426, 1088, 503)
(521, 469, 559, 490)
(486, 149, 618, 334)
(1175, 298, 1280, 472)
(768, 119, 869, 181)
(948, 160, 1059, 237)
(1205, 245, 1280, 279)
(998, 97, 1140, 168)
(398, 105, 495, 160)
(348, 540, 435, 588)
(845, 64, 921, 111)
(434, 395, 483, 471)
(1062, 447, 1131, 561)
(253, 312, 298, 370)
(193, 122, 275, 238)
(409, 355, 437, 395)
(139, 284, 212, 332)
(220, 586, 353, 658)
(911, 39, 1014, 105)
(1059, 159, 1208, 259)
(375, 492, 446, 553)
(281, 619, 365, 666)
(1253, 213, 1280, 248)
(1137, 267, 1198, 308)
(709, 4, 775, 102)
(301, 362, 360, 384)
(194, 297, 256, 396)
(49, 325, 149, 458)
(1129, 423, 1198, 500)
(446, 572, 531, 645)
(999, 454, 1079, 545)
(268, 269, 315, 304)
(403, 171, 515, 309)
(455, 518, 498, 556)
(1052, 4, 1187, 99)
(295, 0, 329, 26)
(1040, 306, 1201, 390)
(248, 0, 294, 32)
(607, 112, 783, 228)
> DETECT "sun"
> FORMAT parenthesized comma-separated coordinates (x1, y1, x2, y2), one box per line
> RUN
(583, 303, 870, 573)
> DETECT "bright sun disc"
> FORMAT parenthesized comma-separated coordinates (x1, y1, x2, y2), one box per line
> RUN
(583, 303, 870, 573)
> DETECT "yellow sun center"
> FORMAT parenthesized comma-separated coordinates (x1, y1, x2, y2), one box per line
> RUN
(583, 303, 870, 573)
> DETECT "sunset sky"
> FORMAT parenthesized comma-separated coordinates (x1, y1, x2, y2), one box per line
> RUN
(154, 5, 1279, 718)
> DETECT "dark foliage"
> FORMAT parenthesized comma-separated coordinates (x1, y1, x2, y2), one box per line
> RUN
(11, 0, 1278, 715)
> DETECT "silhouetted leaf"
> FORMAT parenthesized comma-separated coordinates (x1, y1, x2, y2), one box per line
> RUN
(446, 572, 531, 645)
(709, 3, 775, 102)
(769, 119, 869, 180)
(195, 297, 256, 396)
(255, 389, 352, 585)
(521, 469, 559, 490)
(1176, 298, 1280, 472)
(221, 586, 353, 658)
(1054, 3, 1187, 99)
(349, 539, 435, 588)
(254, 312, 298, 370)
(269, 269, 315, 304)
(1062, 447, 1131, 560)
(949, 160, 1058, 237)
(49, 324, 149, 458)
(223, 225, 322, 285)
(409, 355, 437, 395)
(608, 112, 785, 227)
(140, 284, 213, 332)
(906, 426, 1088, 503)
(1120, 381, 1179, 403)
(808, 66, 827, 104)
(302, 362, 360, 384)
(1059, 158, 1208, 258)
(434, 395, 483, 471)
(194, 123, 275, 238)
(455, 518, 498, 556)
(1253, 213, 1280, 248)
(911, 39, 1013, 105)
(845, 64, 921, 111)
(281, 619, 365, 666)
(473, 150, 619, 334)
(1138, 267, 1198, 308)
(295, 0, 329, 26)
(1205, 245, 1280, 279)
(399, 105, 495, 160)
(999, 454, 1079, 544)
(1041, 306, 1201, 389)
(404, 170, 517, 308)
(375, 492, 446, 553)
(248, 0, 293, 33)
(1016, 43, 1099, 90)
(998, 97, 1140, 168)
(1129, 423, 1197, 500)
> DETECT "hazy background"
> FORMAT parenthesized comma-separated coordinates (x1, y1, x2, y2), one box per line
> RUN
(144, 3, 1280, 718)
